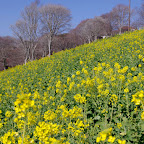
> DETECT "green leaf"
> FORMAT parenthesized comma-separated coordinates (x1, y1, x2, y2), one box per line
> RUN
(93, 116, 101, 120)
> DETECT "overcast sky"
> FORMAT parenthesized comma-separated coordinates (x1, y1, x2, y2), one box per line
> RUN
(0, 0, 142, 36)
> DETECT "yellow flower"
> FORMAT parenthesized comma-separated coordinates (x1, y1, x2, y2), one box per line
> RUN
(30, 100, 35, 107)
(86, 94, 91, 97)
(75, 119, 84, 128)
(44, 110, 57, 121)
(30, 139, 34, 143)
(134, 107, 138, 112)
(135, 99, 141, 105)
(98, 66, 102, 72)
(121, 66, 128, 73)
(96, 136, 101, 142)
(141, 111, 144, 120)
(118, 139, 126, 144)
(124, 88, 129, 93)
(74, 129, 81, 136)
(138, 64, 142, 67)
(5, 111, 12, 118)
(131, 67, 136, 71)
(94, 67, 98, 71)
(1, 130, 16, 144)
(18, 137, 22, 144)
(102, 62, 106, 67)
(80, 60, 83, 64)
(67, 77, 71, 84)
(77, 84, 80, 87)
(74, 94, 86, 104)
(14, 99, 21, 106)
(56, 89, 59, 93)
(84, 70, 88, 75)
(139, 92, 143, 98)
(72, 75, 75, 78)
(56, 80, 61, 88)
(100, 133, 107, 141)
(138, 54, 143, 59)
(108, 136, 115, 143)
(76, 71, 80, 75)
(18, 112, 25, 119)
(0, 123, 3, 129)
(114, 62, 121, 69)
(117, 123, 122, 129)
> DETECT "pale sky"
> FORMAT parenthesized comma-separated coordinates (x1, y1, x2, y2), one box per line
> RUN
(0, 0, 142, 36)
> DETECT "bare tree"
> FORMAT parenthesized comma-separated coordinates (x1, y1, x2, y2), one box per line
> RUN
(101, 13, 113, 35)
(11, 1, 39, 64)
(0, 37, 24, 70)
(79, 19, 94, 43)
(110, 4, 129, 34)
(39, 4, 71, 57)
(128, 0, 131, 31)
(38, 35, 49, 57)
(0, 37, 11, 69)
(92, 16, 110, 40)
(78, 17, 109, 43)
(134, 1, 144, 29)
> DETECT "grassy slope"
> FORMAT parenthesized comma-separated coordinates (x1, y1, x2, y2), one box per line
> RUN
(0, 30, 144, 143)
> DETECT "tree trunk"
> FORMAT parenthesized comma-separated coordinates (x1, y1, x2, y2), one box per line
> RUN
(24, 47, 30, 64)
(42, 51, 45, 57)
(87, 36, 91, 44)
(119, 27, 122, 34)
(31, 49, 34, 61)
(48, 37, 52, 57)
(3, 58, 8, 70)
(94, 36, 97, 41)
(24, 57, 27, 65)
(31, 44, 37, 60)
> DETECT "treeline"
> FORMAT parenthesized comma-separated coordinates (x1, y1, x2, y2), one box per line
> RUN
(0, 1, 143, 71)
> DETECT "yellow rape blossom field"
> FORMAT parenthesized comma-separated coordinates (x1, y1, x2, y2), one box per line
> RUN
(0, 30, 144, 144)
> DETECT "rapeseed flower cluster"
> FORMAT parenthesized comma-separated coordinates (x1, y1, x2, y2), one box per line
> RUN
(96, 128, 114, 143)
(0, 29, 144, 143)
(74, 94, 86, 104)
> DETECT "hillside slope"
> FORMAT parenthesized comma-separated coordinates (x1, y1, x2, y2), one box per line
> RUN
(0, 30, 144, 143)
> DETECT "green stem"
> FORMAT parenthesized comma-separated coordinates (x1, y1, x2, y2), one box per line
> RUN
(105, 114, 107, 127)
(84, 103, 87, 123)
(110, 104, 113, 124)
(68, 117, 71, 141)
(141, 102, 144, 111)
(22, 121, 26, 144)
(126, 94, 129, 117)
